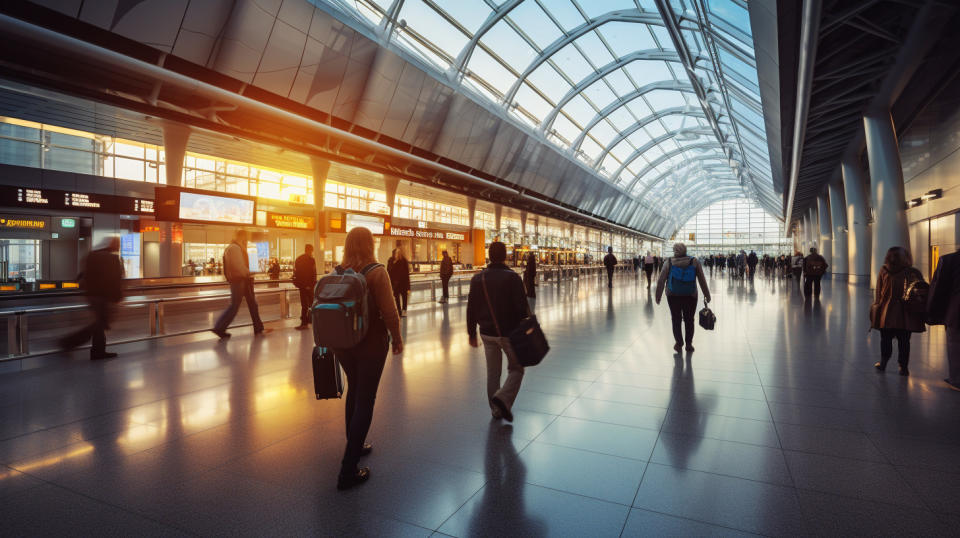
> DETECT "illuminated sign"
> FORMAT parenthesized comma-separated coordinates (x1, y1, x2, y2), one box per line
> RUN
(0, 216, 48, 229)
(60, 218, 76, 228)
(155, 187, 256, 225)
(0, 186, 154, 215)
(346, 213, 384, 235)
(61, 282, 80, 289)
(266, 212, 315, 230)
(389, 225, 468, 241)
(38, 283, 56, 290)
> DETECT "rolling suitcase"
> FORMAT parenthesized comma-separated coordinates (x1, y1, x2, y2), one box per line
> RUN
(312, 346, 343, 399)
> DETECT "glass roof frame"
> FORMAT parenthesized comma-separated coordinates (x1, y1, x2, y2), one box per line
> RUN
(318, 0, 780, 232)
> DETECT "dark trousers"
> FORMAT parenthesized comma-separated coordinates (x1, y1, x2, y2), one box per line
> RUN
(606, 268, 614, 288)
(803, 274, 822, 297)
(214, 278, 264, 333)
(337, 329, 389, 473)
(441, 276, 451, 299)
(644, 265, 653, 287)
(946, 325, 960, 384)
(298, 287, 312, 324)
(62, 296, 112, 356)
(879, 328, 911, 367)
(394, 289, 408, 313)
(523, 273, 535, 298)
(748, 265, 757, 280)
(667, 295, 697, 346)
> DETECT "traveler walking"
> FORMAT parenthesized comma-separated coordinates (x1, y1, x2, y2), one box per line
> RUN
(870, 246, 925, 376)
(439, 250, 454, 303)
(747, 250, 759, 281)
(927, 248, 960, 390)
(802, 247, 828, 299)
(633, 255, 641, 279)
(643, 251, 654, 289)
(523, 251, 537, 298)
(387, 248, 411, 316)
(603, 247, 618, 289)
(293, 244, 317, 330)
(706, 254, 715, 277)
(334, 227, 403, 490)
(268, 258, 281, 284)
(791, 251, 804, 289)
(467, 241, 531, 422)
(736, 250, 747, 279)
(59, 237, 124, 360)
(212, 230, 268, 339)
(656, 243, 711, 352)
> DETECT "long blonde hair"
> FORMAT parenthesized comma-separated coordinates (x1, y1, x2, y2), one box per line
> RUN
(341, 227, 376, 270)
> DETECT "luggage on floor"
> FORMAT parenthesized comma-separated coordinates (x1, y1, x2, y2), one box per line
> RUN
(698, 301, 716, 330)
(311, 263, 381, 349)
(312, 346, 343, 399)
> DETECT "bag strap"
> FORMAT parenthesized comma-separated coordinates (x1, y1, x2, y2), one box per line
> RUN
(480, 271, 503, 338)
(360, 262, 382, 275)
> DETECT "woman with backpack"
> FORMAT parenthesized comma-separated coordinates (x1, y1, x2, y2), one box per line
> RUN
(870, 246, 926, 376)
(655, 243, 711, 352)
(335, 227, 403, 489)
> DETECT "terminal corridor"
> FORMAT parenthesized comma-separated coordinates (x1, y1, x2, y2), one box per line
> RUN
(1, 272, 957, 536)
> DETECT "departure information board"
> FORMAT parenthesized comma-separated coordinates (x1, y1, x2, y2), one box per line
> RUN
(0, 185, 154, 215)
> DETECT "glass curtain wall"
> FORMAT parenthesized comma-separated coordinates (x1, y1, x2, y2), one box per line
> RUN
(669, 198, 790, 257)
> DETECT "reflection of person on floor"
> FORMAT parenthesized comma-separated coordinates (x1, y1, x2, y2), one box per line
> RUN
(468, 422, 546, 537)
(59, 237, 124, 360)
(211, 229, 269, 339)
(468, 241, 529, 423)
(293, 244, 317, 330)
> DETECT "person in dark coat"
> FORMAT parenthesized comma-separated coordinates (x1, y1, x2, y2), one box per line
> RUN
(927, 248, 960, 391)
(293, 244, 317, 330)
(59, 237, 124, 360)
(523, 251, 537, 298)
(802, 247, 828, 299)
(746, 251, 758, 280)
(603, 247, 618, 289)
(387, 248, 411, 316)
(439, 250, 454, 304)
(870, 246, 926, 376)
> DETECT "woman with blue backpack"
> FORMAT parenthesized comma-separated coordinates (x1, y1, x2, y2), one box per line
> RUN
(655, 243, 712, 352)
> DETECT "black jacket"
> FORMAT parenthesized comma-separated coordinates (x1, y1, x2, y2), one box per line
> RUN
(928, 250, 960, 328)
(603, 253, 617, 270)
(387, 257, 411, 292)
(81, 247, 124, 302)
(467, 263, 529, 338)
(440, 255, 454, 279)
(747, 253, 758, 267)
(293, 253, 316, 289)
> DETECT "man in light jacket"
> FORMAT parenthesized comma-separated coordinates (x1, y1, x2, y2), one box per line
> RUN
(212, 229, 268, 339)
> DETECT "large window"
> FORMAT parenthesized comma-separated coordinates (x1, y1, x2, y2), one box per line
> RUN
(670, 198, 790, 256)
(182, 154, 313, 205)
(393, 195, 469, 226)
(323, 181, 390, 215)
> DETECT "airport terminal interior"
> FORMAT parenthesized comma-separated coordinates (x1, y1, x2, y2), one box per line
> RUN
(0, 0, 959, 535)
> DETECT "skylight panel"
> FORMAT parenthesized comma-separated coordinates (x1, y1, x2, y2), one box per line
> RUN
(464, 48, 517, 98)
(509, 1, 564, 50)
(580, 79, 619, 110)
(573, 31, 614, 68)
(482, 22, 539, 71)
(602, 22, 658, 57)
(626, 99, 653, 119)
(580, 0, 636, 19)
(551, 114, 581, 145)
(644, 120, 667, 139)
(527, 63, 571, 103)
(644, 89, 687, 110)
(606, 107, 638, 130)
(578, 138, 604, 163)
(623, 60, 677, 86)
(717, 48, 758, 87)
(559, 94, 597, 126)
(552, 44, 594, 82)
(603, 68, 635, 95)
(707, 0, 751, 36)
(586, 121, 619, 148)
(431, 0, 492, 34)
(397, 0, 468, 58)
(541, 0, 588, 32)
(625, 128, 651, 150)
(513, 83, 553, 123)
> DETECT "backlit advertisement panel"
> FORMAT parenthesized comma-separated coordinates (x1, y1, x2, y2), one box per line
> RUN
(178, 192, 255, 225)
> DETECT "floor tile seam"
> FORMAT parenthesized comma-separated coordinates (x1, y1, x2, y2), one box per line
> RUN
(431, 477, 493, 534)
(552, 414, 663, 435)
(514, 386, 587, 399)
(790, 482, 936, 512)
(862, 431, 944, 516)
(653, 427, 786, 452)
(515, 479, 638, 509)
(619, 506, 769, 538)
(628, 370, 686, 512)
(577, 395, 670, 410)
(530, 438, 653, 463)
(38, 480, 201, 536)
(202, 421, 330, 472)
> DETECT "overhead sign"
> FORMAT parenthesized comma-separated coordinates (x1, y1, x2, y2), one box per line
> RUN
(389, 225, 468, 242)
(0, 186, 154, 215)
(155, 186, 256, 225)
(60, 218, 76, 228)
(346, 213, 384, 235)
(0, 215, 49, 229)
(266, 212, 315, 230)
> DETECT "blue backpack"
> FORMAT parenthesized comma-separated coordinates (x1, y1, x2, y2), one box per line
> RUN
(311, 263, 381, 349)
(667, 261, 697, 295)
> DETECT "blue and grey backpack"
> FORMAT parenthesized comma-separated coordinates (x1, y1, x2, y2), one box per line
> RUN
(667, 261, 697, 295)
(311, 263, 381, 349)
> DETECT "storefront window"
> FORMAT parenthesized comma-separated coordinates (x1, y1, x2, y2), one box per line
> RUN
(0, 239, 41, 281)
(323, 181, 390, 215)
(394, 195, 469, 226)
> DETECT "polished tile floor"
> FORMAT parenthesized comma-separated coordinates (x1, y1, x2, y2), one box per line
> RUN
(1, 270, 958, 536)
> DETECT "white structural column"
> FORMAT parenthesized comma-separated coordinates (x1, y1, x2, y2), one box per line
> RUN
(864, 111, 910, 286)
(841, 158, 871, 280)
(817, 193, 832, 269)
(310, 157, 331, 266)
(158, 121, 190, 278)
(802, 213, 810, 252)
(827, 180, 849, 277)
(809, 206, 819, 252)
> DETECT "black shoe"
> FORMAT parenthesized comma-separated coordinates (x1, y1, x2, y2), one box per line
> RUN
(91, 352, 118, 360)
(899, 367, 909, 377)
(336, 467, 370, 490)
(673, 343, 683, 352)
(874, 360, 888, 372)
(360, 443, 372, 457)
(212, 329, 231, 340)
(295, 324, 309, 330)
(685, 344, 695, 352)
(490, 396, 513, 422)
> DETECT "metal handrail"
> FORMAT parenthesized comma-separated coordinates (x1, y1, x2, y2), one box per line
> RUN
(0, 265, 623, 360)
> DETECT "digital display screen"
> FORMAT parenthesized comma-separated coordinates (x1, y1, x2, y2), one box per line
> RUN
(178, 192, 255, 225)
(0, 186, 153, 215)
(346, 213, 385, 235)
(266, 212, 315, 230)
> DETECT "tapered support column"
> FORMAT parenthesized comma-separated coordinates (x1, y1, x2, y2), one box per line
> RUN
(828, 180, 849, 277)
(802, 213, 810, 252)
(817, 193, 831, 270)
(808, 206, 818, 251)
(310, 157, 330, 267)
(864, 111, 910, 287)
(158, 122, 189, 278)
(841, 158, 871, 281)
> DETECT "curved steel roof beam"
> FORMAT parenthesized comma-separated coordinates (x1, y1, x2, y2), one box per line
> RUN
(502, 9, 665, 106)
(594, 125, 713, 169)
(629, 156, 730, 196)
(448, 0, 524, 80)
(572, 103, 700, 152)
(608, 127, 719, 178)
(620, 142, 724, 190)
(538, 50, 686, 130)
(647, 168, 738, 201)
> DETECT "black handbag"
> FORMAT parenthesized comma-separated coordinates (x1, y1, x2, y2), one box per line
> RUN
(481, 273, 549, 367)
(698, 300, 716, 331)
(312, 346, 343, 399)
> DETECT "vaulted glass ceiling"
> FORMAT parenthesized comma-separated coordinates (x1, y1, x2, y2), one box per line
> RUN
(324, 0, 780, 228)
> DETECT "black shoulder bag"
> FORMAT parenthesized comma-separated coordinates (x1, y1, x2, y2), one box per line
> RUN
(481, 272, 549, 367)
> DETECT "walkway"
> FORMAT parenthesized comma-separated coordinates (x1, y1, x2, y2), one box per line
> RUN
(0, 271, 958, 536)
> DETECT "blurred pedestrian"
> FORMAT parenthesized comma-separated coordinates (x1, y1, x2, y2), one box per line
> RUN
(523, 251, 537, 298)
(927, 247, 960, 391)
(59, 237, 124, 360)
(603, 247, 617, 289)
(212, 230, 269, 339)
(439, 250, 454, 304)
(293, 244, 317, 330)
